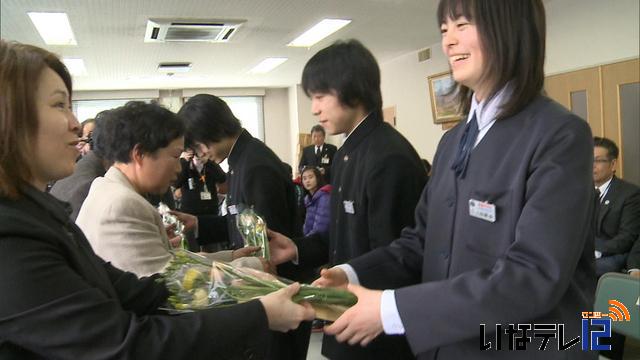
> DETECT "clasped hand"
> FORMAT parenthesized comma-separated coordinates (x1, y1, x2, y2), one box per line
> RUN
(314, 268, 385, 347)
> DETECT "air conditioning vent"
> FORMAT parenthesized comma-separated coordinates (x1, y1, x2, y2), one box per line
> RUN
(418, 48, 431, 62)
(158, 62, 192, 74)
(144, 18, 244, 43)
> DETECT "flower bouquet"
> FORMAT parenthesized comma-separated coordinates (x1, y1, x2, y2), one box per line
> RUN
(158, 202, 186, 249)
(236, 207, 270, 260)
(159, 250, 356, 321)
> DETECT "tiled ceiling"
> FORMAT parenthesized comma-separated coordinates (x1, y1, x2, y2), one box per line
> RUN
(1, 0, 441, 90)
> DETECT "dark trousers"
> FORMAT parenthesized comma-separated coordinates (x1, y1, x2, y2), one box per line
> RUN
(596, 253, 628, 277)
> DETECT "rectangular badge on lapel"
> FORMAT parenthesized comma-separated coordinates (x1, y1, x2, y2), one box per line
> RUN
(228, 204, 238, 215)
(469, 199, 496, 222)
(343, 200, 355, 214)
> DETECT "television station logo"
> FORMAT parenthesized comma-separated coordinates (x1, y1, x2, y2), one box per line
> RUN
(581, 299, 631, 351)
(479, 299, 631, 352)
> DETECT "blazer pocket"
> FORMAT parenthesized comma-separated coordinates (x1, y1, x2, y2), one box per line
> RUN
(463, 189, 514, 258)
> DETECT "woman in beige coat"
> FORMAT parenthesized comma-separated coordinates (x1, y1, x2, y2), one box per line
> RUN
(77, 101, 260, 277)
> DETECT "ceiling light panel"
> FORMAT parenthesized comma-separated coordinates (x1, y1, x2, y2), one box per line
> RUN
(249, 57, 288, 74)
(27, 12, 77, 45)
(62, 58, 87, 76)
(287, 19, 351, 47)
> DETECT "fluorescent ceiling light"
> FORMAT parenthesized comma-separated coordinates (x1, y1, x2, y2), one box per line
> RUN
(249, 57, 288, 74)
(287, 19, 351, 47)
(62, 58, 87, 76)
(27, 12, 77, 45)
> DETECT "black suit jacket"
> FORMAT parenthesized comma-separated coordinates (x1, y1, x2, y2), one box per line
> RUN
(626, 234, 640, 269)
(227, 129, 298, 245)
(295, 110, 427, 359)
(49, 151, 107, 221)
(0, 186, 269, 360)
(348, 96, 597, 359)
(595, 176, 640, 255)
(298, 143, 337, 181)
(197, 130, 298, 249)
(196, 130, 308, 279)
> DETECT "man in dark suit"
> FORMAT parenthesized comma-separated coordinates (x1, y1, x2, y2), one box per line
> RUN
(177, 94, 308, 360)
(50, 111, 112, 220)
(270, 39, 427, 360)
(298, 125, 337, 182)
(593, 136, 640, 276)
(49, 150, 109, 220)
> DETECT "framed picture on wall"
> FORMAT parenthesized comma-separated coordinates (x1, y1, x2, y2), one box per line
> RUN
(428, 71, 463, 123)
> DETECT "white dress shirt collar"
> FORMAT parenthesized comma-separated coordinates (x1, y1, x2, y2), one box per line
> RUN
(468, 84, 512, 148)
(597, 177, 613, 200)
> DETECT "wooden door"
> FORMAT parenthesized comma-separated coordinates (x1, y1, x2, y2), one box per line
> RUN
(545, 59, 639, 184)
(601, 59, 640, 183)
(545, 66, 602, 135)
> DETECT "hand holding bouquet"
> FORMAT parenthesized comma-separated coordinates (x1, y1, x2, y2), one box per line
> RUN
(160, 250, 356, 321)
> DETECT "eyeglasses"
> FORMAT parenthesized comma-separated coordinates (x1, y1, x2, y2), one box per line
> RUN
(594, 158, 612, 164)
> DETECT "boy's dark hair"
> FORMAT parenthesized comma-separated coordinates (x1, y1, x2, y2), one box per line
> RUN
(437, 0, 546, 119)
(97, 101, 184, 163)
(593, 137, 619, 160)
(302, 39, 382, 112)
(178, 94, 242, 148)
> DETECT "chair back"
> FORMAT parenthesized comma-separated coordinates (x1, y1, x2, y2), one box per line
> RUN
(594, 272, 640, 339)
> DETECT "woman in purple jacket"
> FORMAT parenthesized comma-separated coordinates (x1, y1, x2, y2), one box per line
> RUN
(301, 166, 331, 236)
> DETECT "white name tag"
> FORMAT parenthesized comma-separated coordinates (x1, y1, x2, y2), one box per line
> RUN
(200, 191, 212, 200)
(321, 156, 330, 164)
(469, 199, 496, 222)
(228, 204, 238, 215)
(343, 200, 355, 214)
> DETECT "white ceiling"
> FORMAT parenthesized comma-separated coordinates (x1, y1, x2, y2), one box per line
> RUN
(0, 0, 442, 90)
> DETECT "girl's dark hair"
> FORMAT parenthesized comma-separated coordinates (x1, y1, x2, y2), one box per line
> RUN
(437, 0, 546, 119)
(0, 40, 73, 199)
(96, 101, 184, 163)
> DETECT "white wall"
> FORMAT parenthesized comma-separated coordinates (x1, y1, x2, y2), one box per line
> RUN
(262, 88, 291, 164)
(545, 0, 640, 75)
(378, 0, 640, 162)
(380, 45, 449, 162)
(288, 84, 301, 168)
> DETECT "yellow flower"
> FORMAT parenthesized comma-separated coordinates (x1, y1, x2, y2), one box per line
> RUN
(191, 288, 209, 308)
(182, 268, 203, 290)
